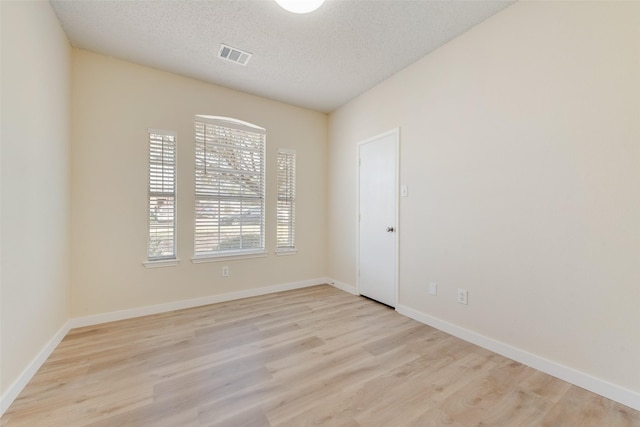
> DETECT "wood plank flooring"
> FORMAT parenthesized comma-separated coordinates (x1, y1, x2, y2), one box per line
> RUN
(2, 285, 639, 426)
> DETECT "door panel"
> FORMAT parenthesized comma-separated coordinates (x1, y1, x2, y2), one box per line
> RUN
(358, 130, 398, 307)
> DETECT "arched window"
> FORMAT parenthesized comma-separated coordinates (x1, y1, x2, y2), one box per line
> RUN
(193, 116, 266, 259)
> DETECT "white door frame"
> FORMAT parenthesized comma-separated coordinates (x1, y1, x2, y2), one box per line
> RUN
(356, 128, 400, 307)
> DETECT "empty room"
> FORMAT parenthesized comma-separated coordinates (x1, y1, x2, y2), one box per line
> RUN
(1, 0, 639, 425)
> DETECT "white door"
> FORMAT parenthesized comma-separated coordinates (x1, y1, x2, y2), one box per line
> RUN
(358, 129, 398, 307)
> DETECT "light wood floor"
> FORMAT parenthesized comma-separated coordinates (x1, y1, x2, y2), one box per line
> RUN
(2, 285, 639, 426)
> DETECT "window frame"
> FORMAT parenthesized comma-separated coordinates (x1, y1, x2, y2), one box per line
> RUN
(192, 116, 267, 262)
(276, 149, 296, 254)
(145, 128, 179, 268)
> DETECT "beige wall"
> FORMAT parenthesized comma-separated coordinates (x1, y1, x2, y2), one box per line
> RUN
(70, 50, 328, 317)
(2, 0, 638, 409)
(329, 1, 640, 393)
(1, 1, 71, 397)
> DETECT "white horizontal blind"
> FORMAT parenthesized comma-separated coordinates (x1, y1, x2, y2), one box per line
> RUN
(194, 117, 265, 257)
(148, 130, 177, 260)
(277, 150, 296, 251)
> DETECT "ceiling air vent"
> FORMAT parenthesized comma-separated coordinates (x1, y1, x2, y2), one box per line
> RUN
(218, 44, 252, 66)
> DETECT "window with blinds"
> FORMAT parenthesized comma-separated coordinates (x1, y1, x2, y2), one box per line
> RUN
(148, 129, 177, 261)
(194, 116, 266, 258)
(276, 150, 296, 252)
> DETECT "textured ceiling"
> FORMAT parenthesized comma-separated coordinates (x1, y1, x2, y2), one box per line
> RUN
(50, 0, 514, 113)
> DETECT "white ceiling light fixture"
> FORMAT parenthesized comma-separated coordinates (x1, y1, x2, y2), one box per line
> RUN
(274, 0, 325, 14)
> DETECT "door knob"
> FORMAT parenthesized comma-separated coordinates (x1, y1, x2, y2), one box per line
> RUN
(386, 227, 395, 232)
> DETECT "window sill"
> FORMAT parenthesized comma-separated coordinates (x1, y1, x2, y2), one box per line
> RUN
(191, 250, 267, 264)
(276, 249, 297, 256)
(143, 259, 180, 268)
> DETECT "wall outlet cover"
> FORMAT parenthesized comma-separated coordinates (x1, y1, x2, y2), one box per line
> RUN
(457, 288, 468, 305)
(428, 282, 437, 296)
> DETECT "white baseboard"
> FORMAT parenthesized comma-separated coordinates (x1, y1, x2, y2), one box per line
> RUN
(396, 304, 640, 412)
(327, 279, 358, 295)
(69, 278, 329, 329)
(1, 278, 329, 417)
(1, 320, 72, 417)
(9, 283, 634, 417)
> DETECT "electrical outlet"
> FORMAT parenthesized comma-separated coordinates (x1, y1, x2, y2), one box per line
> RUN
(428, 282, 437, 296)
(457, 288, 468, 305)
(222, 266, 229, 277)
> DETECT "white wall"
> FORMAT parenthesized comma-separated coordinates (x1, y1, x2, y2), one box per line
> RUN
(70, 50, 328, 317)
(1, 0, 71, 399)
(329, 1, 640, 396)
